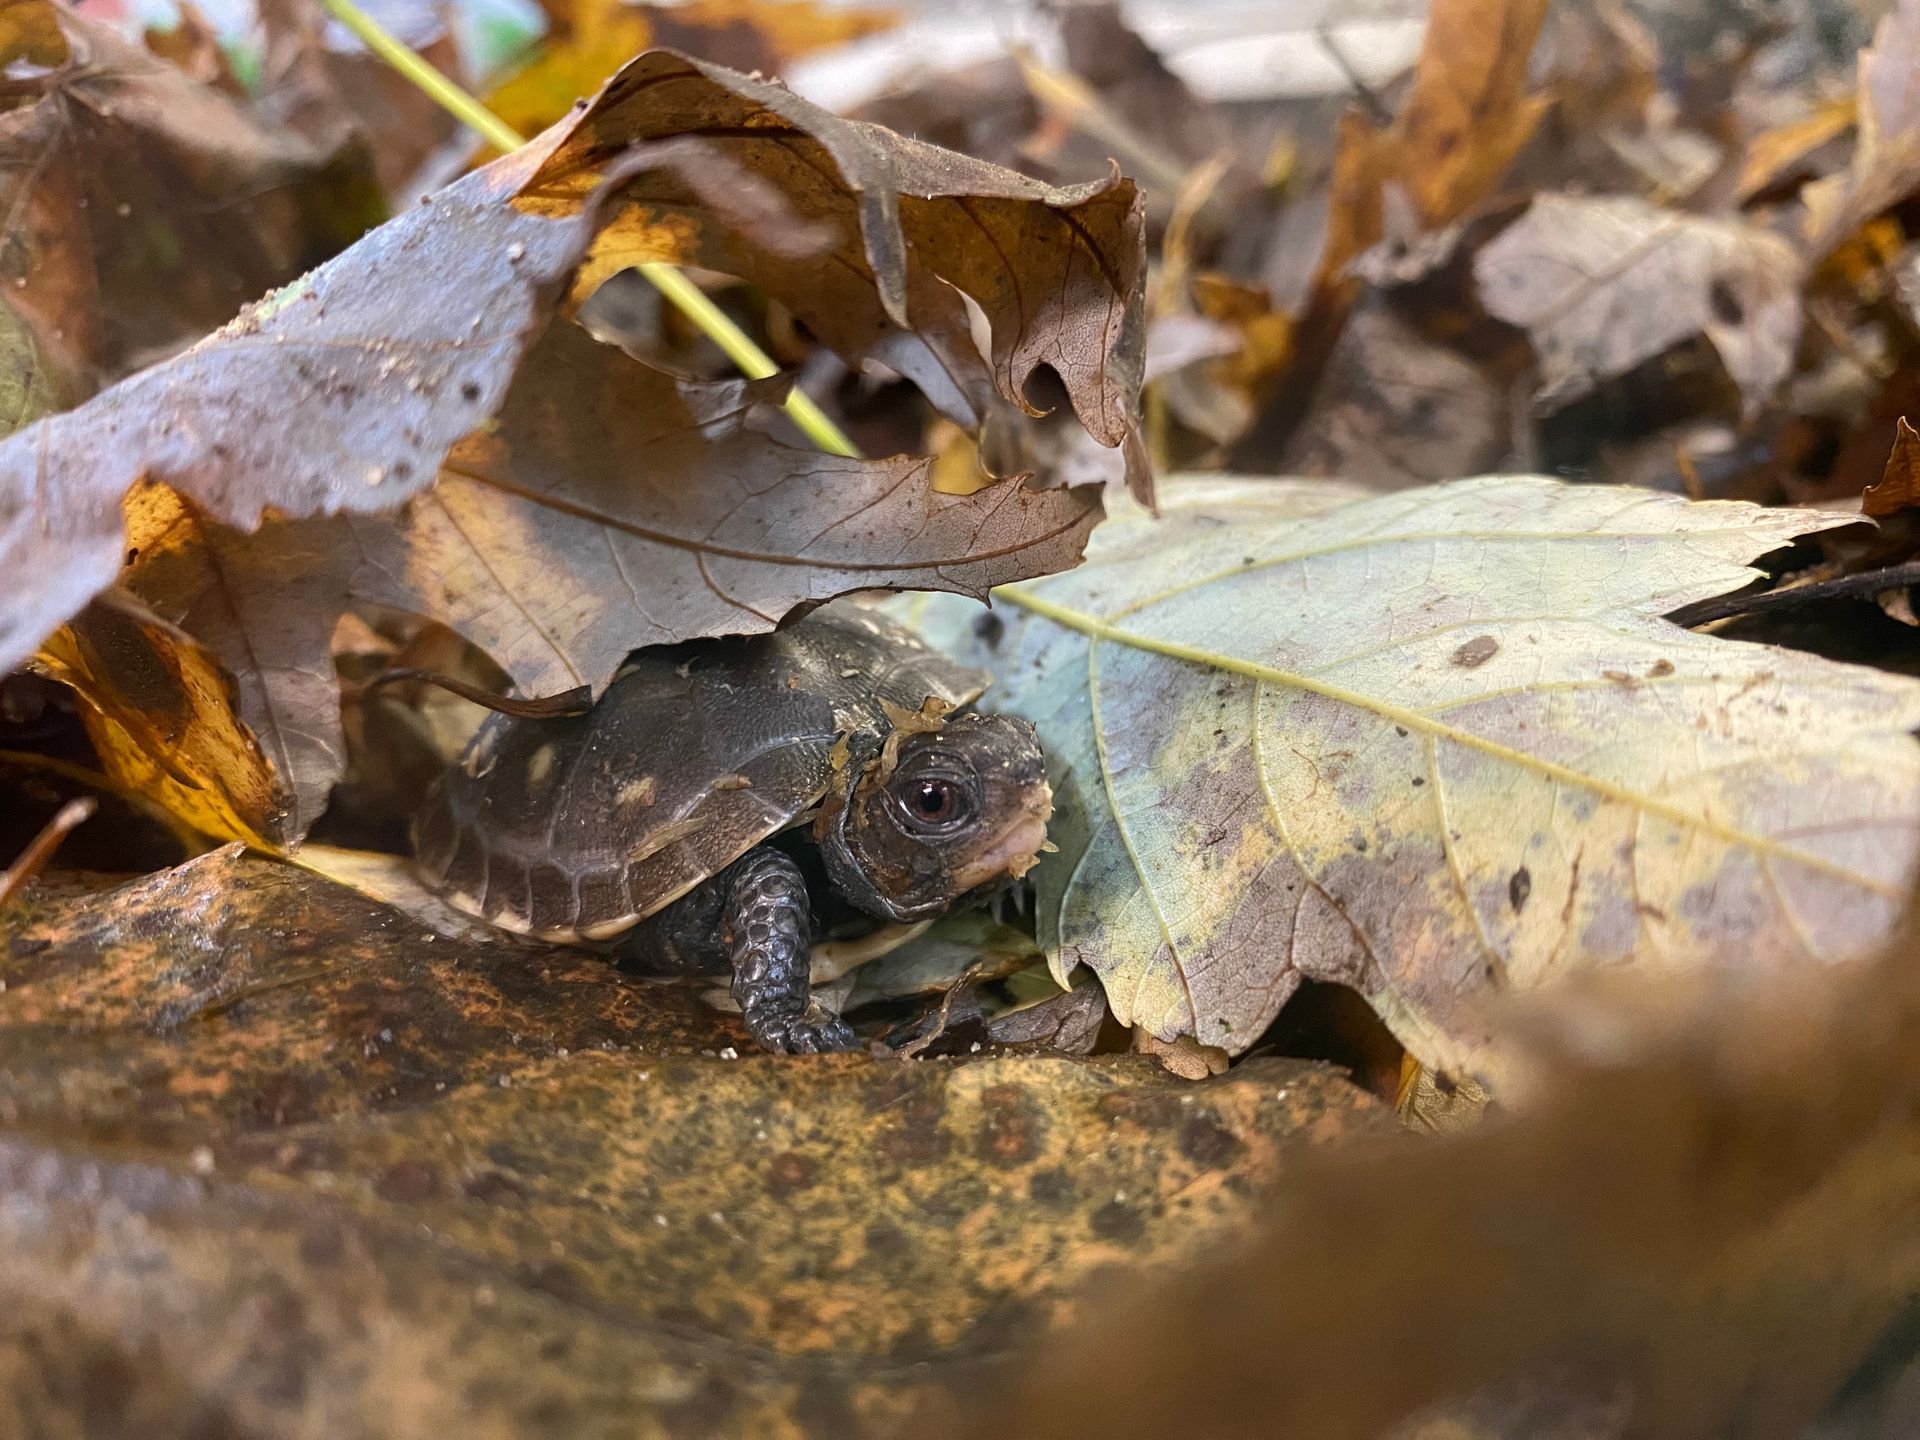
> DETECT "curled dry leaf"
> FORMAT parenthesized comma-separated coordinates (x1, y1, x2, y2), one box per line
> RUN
(0, 848, 1388, 1437)
(519, 49, 1148, 485)
(898, 477, 1920, 1088)
(1801, 0, 1920, 264)
(1475, 192, 1802, 416)
(0, 0, 380, 393)
(1863, 415, 1920, 519)
(3, 47, 1139, 841)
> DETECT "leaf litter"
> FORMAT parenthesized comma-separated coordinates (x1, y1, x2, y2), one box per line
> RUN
(10, 0, 1920, 1433)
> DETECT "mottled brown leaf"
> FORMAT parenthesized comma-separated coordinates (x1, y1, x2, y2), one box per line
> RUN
(1475, 193, 1802, 415)
(0, 0, 380, 390)
(0, 849, 1387, 1437)
(898, 478, 1920, 1089)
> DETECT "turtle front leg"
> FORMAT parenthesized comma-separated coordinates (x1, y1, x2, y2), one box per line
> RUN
(722, 847, 858, 1055)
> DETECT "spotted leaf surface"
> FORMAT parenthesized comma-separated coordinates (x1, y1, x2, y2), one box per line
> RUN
(900, 476, 1920, 1086)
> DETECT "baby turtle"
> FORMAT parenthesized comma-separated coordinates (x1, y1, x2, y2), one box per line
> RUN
(412, 605, 1052, 1054)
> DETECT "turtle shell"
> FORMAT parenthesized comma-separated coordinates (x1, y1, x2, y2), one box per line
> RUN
(411, 604, 989, 941)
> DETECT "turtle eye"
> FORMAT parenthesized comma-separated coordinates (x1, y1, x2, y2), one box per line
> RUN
(911, 778, 956, 822)
(893, 770, 975, 834)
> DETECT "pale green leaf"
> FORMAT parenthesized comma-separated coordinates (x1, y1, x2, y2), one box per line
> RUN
(895, 476, 1920, 1088)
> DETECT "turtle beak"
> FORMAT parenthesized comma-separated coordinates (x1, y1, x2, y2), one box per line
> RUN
(951, 778, 1054, 894)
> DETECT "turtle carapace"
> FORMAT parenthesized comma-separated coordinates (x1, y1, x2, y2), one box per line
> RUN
(411, 605, 1052, 1053)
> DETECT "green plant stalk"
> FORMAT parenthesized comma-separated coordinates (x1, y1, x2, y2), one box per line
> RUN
(315, 0, 862, 458)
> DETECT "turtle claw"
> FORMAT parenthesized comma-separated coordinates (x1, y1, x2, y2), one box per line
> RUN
(750, 1008, 859, 1055)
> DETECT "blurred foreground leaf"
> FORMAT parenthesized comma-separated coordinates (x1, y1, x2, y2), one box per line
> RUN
(0, 848, 1385, 1437)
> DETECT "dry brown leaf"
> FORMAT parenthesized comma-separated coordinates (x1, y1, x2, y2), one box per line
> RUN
(1865, 415, 1920, 518)
(519, 50, 1148, 489)
(0, 0, 380, 390)
(960, 906, 1920, 1440)
(1305, 108, 1388, 323)
(123, 319, 1101, 836)
(3, 47, 1143, 733)
(0, 848, 1389, 1436)
(1802, 0, 1920, 264)
(1476, 192, 1801, 415)
(1389, 0, 1551, 229)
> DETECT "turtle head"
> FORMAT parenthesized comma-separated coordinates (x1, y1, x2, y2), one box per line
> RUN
(819, 711, 1052, 922)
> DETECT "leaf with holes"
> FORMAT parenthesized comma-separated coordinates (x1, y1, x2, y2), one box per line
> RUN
(895, 476, 1920, 1089)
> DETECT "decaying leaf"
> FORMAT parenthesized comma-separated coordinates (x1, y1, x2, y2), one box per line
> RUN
(1864, 415, 1920, 519)
(31, 589, 283, 847)
(0, 848, 1387, 1436)
(899, 477, 1920, 1088)
(1475, 192, 1802, 415)
(0, 144, 604, 688)
(1801, 0, 1920, 264)
(0, 0, 380, 389)
(519, 49, 1148, 484)
(1388, 0, 1551, 228)
(2, 46, 1141, 842)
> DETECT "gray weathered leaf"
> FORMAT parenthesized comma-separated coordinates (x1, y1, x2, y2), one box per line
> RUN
(1475, 194, 1801, 416)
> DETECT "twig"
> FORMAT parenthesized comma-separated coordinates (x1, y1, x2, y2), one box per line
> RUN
(349, 667, 593, 718)
(0, 798, 95, 908)
(1671, 560, 1920, 628)
(315, 0, 862, 459)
